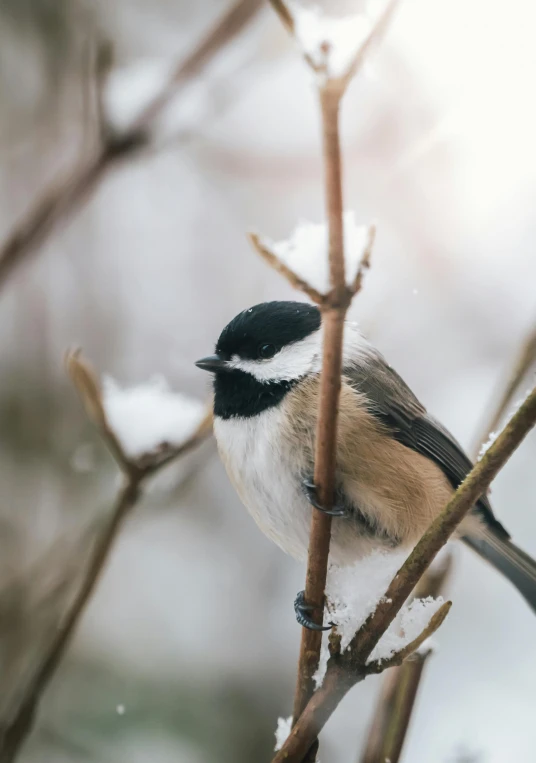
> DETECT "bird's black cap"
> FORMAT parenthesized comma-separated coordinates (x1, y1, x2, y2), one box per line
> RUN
(215, 301, 321, 360)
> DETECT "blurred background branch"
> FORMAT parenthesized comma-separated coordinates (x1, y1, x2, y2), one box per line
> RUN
(0, 353, 212, 762)
(0, 0, 263, 291)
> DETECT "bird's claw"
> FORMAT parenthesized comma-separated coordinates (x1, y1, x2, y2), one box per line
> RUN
(302, 477, 348, 517)
(294, 590, 333, 631)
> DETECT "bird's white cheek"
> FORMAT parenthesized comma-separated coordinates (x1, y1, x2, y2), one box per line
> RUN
(230, 332, 323, 382)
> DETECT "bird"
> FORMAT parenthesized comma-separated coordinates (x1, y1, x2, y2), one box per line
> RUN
(195, 300, 536, 629)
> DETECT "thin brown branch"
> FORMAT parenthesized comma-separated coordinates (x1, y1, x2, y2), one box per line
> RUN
(340, 0, 402, 89)
(412, 551, 453, 599)
(473, 319, 536, 456)
(346, 383, 536, 663)
(0, 353, 212, 763)
(0, 0, 264, 291)
(65, 349, 129, 473)
(128, 0, 264, 133)
(273, 382, 536, 762)
(268, 0, 295, 34)
(349, 224, 375, 296)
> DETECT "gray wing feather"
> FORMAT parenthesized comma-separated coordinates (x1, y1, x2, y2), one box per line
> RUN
(344, 350, 508, 538)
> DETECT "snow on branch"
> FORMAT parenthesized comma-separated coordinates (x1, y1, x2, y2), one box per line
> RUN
(249, 217, 374, 307)
(67, 351, 212, 474)
(102, 376, 208, 462)
(313, 552, 449, 687)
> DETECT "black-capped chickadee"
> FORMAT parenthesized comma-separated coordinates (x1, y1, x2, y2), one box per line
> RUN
(196, 301, 536, 629)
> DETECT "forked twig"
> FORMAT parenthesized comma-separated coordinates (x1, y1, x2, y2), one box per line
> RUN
(248, 233, 327, 305)
(0, 353, 212, 763)
(0, 0, 264, 291)
(363, 600, 451, 676)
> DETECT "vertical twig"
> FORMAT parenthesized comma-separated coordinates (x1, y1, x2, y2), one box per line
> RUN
(292, 85, 348, 735)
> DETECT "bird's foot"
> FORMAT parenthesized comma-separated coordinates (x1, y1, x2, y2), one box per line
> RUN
(294, 590, 333, 631)
(302, 477, 348, 517)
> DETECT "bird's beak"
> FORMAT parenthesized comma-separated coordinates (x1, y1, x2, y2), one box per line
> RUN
(195, 354, 231, 373)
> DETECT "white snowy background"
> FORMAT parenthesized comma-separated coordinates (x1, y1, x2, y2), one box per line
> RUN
(1, 0, 536, 761)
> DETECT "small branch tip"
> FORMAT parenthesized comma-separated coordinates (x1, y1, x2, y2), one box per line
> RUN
(248, 231, 327, 305)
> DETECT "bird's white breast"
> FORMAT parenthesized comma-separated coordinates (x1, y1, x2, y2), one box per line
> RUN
(213, 407, 313, 560)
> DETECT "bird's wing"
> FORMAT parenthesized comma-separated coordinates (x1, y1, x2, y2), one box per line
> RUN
(344, 350, 509, 538)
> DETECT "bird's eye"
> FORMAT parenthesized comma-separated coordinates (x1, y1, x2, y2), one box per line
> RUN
(258, 343, 276, 359)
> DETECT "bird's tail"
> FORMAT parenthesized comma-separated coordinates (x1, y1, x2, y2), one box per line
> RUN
(463, 529, 536, 613)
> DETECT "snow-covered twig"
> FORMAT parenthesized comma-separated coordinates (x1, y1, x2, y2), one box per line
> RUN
(0, 352, 212, 763)
(0, 0, 264, 292)
(273, 383, 536, 763)
(249, 219, 375, 307)
(248, 232, 327, 305)
(364, 600, 451, 675)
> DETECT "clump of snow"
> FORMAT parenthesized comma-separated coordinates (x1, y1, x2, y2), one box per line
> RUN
(290, 3, 371, 79)
(270, 211, 369, 294)
(313, 550, 444, 687)
(274, 716, 293, 751)
(102, 376, 206, 459)
(368, 595, 444, 663)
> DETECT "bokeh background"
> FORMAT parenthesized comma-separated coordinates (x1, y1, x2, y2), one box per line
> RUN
(1, 0, 536, 761)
